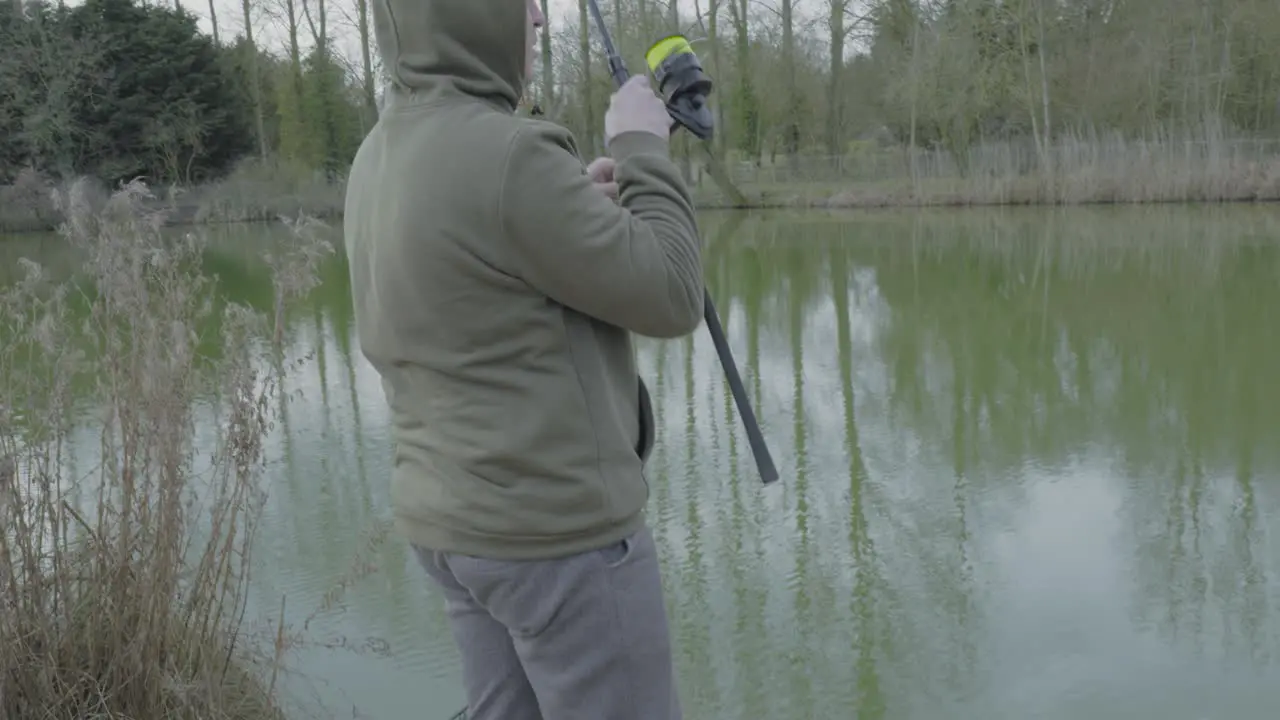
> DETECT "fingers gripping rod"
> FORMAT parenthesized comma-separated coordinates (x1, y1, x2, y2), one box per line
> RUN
(586, 0, 778, 486)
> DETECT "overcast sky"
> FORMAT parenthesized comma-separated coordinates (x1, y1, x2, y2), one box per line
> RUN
(45, 0, 845, 85)
(164, 0, 838, 72)
(181, 0, 692, 62)
(170, 0, 564, 67)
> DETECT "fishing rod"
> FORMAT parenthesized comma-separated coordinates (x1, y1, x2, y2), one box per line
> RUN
(587, 0, 778, 486)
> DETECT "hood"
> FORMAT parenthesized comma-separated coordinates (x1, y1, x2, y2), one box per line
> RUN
(372, 0, 526, 112)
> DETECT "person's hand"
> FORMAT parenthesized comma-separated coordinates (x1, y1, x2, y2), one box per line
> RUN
(586, 157, 618, 201)
(604, 75, 671, 145)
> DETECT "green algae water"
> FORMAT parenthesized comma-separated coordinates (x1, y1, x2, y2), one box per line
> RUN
(4, 204, 1279, 720)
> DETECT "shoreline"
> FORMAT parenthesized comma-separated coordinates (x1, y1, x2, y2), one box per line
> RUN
(695, 191, 1280, 211)
(4, 191, 1279, 238)
(6, 150, 1280, 236)
(5, 133, 1279, 235)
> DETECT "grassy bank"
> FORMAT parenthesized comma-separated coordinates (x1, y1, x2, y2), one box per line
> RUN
(0, 180, 334, 718)
(695, 132, 1280, 209)
(4, 133, 1279, 235)
(0, 160, 345, 235)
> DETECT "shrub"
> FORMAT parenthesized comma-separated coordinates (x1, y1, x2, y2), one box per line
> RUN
(0, 178, 331, 718)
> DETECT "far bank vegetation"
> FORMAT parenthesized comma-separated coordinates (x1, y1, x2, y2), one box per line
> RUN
(4, 0, 1280, 233)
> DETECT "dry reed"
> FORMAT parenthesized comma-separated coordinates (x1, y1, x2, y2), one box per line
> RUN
(699, 130, 1280, 209)
(0, 178, 333, 719)
(191, 159, 347, 226)
(6, 132, 1278, 233)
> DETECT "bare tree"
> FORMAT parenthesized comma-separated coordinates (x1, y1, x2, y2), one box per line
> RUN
(207, 0, 219, 44)
(826, 0, 871, 155)
(540, 0, 553, 111)
(239, 0, 269, 158)
(577, 0, 596, 156)
(2, 8, 107, 177)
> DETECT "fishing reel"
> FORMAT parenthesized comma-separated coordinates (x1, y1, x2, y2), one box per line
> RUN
(645, 35, 715, 141)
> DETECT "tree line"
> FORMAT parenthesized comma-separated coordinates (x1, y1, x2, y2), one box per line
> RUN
(3, 0, 1279, 189)
(542, 0, 1280, 167)
(0, 0, 370, 187)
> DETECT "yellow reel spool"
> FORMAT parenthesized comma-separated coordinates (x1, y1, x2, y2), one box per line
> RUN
(642, 33, 715, 140)
(645, 35, 695, 73)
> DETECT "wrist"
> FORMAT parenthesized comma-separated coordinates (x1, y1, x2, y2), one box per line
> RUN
(607, 131, 669, 160)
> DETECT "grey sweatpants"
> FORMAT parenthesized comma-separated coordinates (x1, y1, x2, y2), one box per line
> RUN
(414, 525, 683, 720)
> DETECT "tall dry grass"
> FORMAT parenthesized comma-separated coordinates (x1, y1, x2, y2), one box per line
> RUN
(191, 158, 347, 226)
(6, 131, 1276, 232)
(0, 179, 334, 718)
(0, 160, 344, 234)
(701, 128, 1280, 208)
(0, 168, 93, 234)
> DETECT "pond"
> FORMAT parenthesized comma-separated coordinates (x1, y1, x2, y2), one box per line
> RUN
(4, 204, 1280, 720)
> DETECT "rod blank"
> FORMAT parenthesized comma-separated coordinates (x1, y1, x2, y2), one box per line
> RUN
(586, 0, 778, 485)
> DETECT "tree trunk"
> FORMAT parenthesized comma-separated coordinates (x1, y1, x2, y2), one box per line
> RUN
(1035, 0, 1053, 190)
(728, 0, 759, 162)
(240, 0, 267, 159)
(704, 0, 727, 157)
(827, 0, 845, 157)
(206, 0, 219, 44)
(540, 0, 553, 111)
(782, 0, 799, 161)
(357, 0, 378, 122)
(578, 0, 596, 156)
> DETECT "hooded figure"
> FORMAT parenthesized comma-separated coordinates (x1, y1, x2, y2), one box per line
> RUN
(343, 1, 698, 718)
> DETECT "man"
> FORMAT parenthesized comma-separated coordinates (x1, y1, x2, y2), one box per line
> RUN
(343, 1, 704, 718)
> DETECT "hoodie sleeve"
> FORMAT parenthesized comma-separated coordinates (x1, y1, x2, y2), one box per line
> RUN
(498, 124, 705, 339)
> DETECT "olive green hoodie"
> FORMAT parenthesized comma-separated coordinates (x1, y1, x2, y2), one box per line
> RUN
(344, 0, 705, 559)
